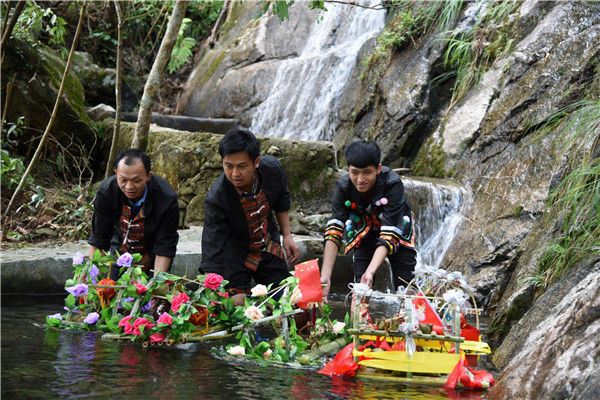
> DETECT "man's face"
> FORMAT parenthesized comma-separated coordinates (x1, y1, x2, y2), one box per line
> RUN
(348, 164, 382, 194)
(115, 159, 152, 201)
(223, 151, 259, 193)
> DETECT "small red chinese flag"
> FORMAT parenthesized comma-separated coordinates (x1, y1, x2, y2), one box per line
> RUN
(294, 259, 323, 309)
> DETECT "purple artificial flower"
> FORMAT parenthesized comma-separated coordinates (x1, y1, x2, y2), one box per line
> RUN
(83, 312, 99, 324)
(48, 313, 63, 320)
(66, 283, 88, 298)
(89, 264, 99, 285)
(116, 252, 133, 267)
(72, 252, 84, 265)
(123, 297, 134, 302)
(141, 302, 152, 312)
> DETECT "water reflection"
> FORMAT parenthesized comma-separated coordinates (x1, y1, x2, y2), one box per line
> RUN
(2, 296, 489, 400)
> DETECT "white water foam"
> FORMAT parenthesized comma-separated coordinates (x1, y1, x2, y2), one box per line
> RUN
(250, 2, 385, 141)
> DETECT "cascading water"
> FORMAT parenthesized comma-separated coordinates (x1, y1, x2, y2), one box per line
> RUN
(250, 3, 385, 141)
(404, 178, 467, 268)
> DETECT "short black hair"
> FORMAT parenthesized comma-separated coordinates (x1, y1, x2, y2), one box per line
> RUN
(218, 128, 260, 160)
(345, 140, 381, 168)
(113, 148, 152, 173)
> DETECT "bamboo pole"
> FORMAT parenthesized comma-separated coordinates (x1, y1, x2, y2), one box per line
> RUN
(302, 337, 350, 361)
(347, 329, 464, 343)
(0, 76, 15, 134)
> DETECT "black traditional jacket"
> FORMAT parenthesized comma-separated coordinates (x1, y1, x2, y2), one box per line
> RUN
(88, 174, 179, 261)
(324, 166, 415, 254)
(200, 155, 290, 275)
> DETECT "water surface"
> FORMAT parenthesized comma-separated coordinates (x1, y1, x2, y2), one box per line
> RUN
(2, 295, 490, 400)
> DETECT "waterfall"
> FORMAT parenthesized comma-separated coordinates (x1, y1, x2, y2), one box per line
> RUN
(250, 3, 385, 141)
(403, 178, 467, 269)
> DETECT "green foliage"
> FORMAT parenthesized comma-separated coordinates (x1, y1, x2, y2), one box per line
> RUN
(254, 1, 296, 22)
(0, 149, 33, 191)
(524, 101, 600, 290)
(168, 18, 197, 74)
(360, 6, 425, 82)
(13, 1, 67, 48)
(411, 138, 454, 178)
(438, 0, 520, 106)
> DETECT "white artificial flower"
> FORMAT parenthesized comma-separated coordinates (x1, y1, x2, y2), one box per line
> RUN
(227, 345, 246, 355)
(263, 349, 273, 357)
(413, 306, 426, 322)
(289, 286, 303, 306)
(443, 289, 468, 309)
(244, 305, 264, 321)
(250, 284, 268, 298)
(332, 322, 346, 334)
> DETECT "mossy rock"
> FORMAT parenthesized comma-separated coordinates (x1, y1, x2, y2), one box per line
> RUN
(1, 39, 99, 167)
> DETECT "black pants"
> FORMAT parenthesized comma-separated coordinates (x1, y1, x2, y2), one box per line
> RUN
(353, 230, 417, 289)
(226, 251, 290, 292)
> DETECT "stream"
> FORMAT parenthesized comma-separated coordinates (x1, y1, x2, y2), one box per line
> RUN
(2, 294, 491, 400)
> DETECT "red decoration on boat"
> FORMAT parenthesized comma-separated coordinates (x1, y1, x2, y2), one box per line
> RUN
(294, 259, 323, 309)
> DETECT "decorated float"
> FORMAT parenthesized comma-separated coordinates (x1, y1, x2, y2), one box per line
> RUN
(47, 252, 494, 390)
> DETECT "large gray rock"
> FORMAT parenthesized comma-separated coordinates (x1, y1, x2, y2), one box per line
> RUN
(488, 259, 600, 400)
(434, 0, 600, 315)
(71, 51, 138, 112)
(176, 3, 320, 126)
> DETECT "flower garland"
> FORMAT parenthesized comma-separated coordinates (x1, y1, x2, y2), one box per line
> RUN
(47, 251, 239, 344)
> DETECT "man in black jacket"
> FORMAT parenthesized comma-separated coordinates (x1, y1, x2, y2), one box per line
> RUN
(201, 128, 299, 305)
(88, 149, 179, 280)
(320, 140, 417, 302)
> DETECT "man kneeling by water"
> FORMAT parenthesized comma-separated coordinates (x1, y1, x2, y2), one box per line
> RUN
(320, 140, 417, 302)
(88, 149, 179, 280)
(200, 128, 299, 306)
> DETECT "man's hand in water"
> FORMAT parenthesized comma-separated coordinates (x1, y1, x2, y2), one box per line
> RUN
(360, 270, 374, 288)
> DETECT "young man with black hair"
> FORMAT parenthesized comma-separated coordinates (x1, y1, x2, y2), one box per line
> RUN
(201, 128, 299, 305)
(88, 148, 179, 280)
(320, 140, 416, 302)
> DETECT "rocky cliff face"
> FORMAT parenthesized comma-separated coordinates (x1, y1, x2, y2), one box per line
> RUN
(177, 1, 600, 397)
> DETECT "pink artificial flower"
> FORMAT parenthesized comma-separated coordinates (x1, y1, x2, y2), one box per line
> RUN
(133, 282, 148, 294)
(157, 312, 173, 325)
(118, 315, 134, 334)
(170, 292, 189, 313)
(218, 291, 229, 298)
(150, 331, 166, 343)
(133, 317, 154, 330)
(203, 273, 224, 290)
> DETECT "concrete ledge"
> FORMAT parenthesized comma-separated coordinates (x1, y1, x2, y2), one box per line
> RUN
(1, 226, 393, 294)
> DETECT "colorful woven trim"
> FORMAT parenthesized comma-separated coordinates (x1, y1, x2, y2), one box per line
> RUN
(119, 204, 151, 269)
(379, 212, 416, 253)
(240, 188, 284, 271)
(324, 219, 344, 248)
(344, 210, 381, 254)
